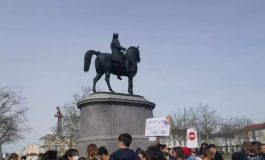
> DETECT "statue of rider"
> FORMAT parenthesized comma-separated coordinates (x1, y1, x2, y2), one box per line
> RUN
(110, 33, 126, 80)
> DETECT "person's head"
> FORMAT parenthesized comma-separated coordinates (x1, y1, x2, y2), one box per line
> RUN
(172, 147, 184, 159)
(200, 143, 208, 149)
(202, 147, 213, 160)
(208, 144, 217, 154)
(190, 148, 197, 154)
(252, 141, 262, 153)
(182, 147, 191, 158)
(118, 133, 132, 148)
(159, 144, 168, 154)
(98, 146, 109, 160)
(244, 142, 257, 155)
(242, 141, 249, 151)
(63, 149, 78, 160)
(21, 156, 27, 160)
(138, 150, 146, 160)
(41, 150, 57, 160)
(87, 143, 98, 158)
(135, 147, 143, 154)
(9, 153, 18, 160)
(146, 146, 164, 160)
(113, 33, 119, 39)
(78, 157, 86, 160)
(261, 144, 265, 154)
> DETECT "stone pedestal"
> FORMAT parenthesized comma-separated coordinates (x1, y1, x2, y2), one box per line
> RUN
(76, 92, 155, 157)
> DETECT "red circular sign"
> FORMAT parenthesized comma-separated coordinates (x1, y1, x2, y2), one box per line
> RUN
(188, 132, 196, 141)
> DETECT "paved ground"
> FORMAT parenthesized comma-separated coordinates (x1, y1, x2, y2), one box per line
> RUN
(223, 155, 231, 160)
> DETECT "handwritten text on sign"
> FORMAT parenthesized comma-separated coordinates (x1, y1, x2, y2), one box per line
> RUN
(145, 117, 170, 137)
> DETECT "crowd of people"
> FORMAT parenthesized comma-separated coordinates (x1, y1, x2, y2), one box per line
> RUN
(7, 133, 265, 160)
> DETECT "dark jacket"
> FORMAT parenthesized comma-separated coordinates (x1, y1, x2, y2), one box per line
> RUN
(236, 150, 248, 160)
(213, 151, 223, 160)
(110, 148, 139, 160)
(260, 153, 265, 160)
(110, 38, 126, 63)
(232, 152, 239, 160)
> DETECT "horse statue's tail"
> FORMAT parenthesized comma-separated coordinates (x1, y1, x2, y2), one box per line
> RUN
(84, 50, 100, 72)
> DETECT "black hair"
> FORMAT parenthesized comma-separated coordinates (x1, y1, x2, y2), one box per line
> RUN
(146, 146, 164, 160)
(21, 156, 27, 159)
(200, 142, 209, 148)
(64, 149, 78, 157)
(208, 144, 216, 148)
(41, 150, 57, 160)
(118, 133, 132, 147)
(98, 146, 108, 156)
(160, 144, 167, 149)
(135, 147, 143, 154)
(9, 153, 18, 159)
(79, 157, 87, 160)
(172, 147, 184, 159)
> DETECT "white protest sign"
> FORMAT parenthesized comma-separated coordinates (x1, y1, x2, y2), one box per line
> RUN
(145, 117, 171, 137)
(186, 128, 198, 148)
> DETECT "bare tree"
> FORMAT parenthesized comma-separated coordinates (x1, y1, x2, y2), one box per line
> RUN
(0, 86, 28, 157)
(61, 101, 80, 148)
(171, 108, 189, 146)
(233, 116, 252, 143)
(170, 103, 253, 149)
(171, 107, 199, 146)
(196, 104, 222, 143)
(52, 86, 92, 148)
(172, 104, 221, 144)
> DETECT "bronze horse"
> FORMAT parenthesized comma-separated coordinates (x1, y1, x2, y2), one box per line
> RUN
(84, 46, 140, 95)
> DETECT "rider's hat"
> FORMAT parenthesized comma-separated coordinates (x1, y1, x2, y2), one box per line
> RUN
(113, 33, 119, 38)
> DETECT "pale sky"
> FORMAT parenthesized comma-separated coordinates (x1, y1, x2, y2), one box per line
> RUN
(1, 0, 265, 153)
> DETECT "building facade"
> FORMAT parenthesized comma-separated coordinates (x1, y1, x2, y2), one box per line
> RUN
(40, 134, 75, 156)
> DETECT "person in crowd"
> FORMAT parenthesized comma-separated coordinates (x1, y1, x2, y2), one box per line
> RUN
(208, 144, 223, 160)
(138, 150, 147, 160)
(252, 142, 262, 154)
(182, 147, 198, 160)
(244, 142, 261, 160)
(79, 157, 87, 160)
(198, 143, 208, 157)
(136, 147, 143, 154)
(181, 147, 190, 159)
(235, 141, 249, 160)
(171, 147, 184, 160)
(201, 147, 213, 160)
(110, 133, 139, 160)
(87, 143, 99, 160)
(41, 150, 58, 160)
(146, 146, 164, 160)
(9, 153, 19, 160)
(60, 149, 79, 160)
(231, 145, 242, 160)
(98, 146, 109, 160)
(259, 143, 265, 159)
(21, 156, 27, 160)
(157, 144, 169, 160)
(190, 148, 201, 160)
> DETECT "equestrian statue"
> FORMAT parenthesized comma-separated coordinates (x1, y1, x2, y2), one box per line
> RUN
(84, 33, 140, 95)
